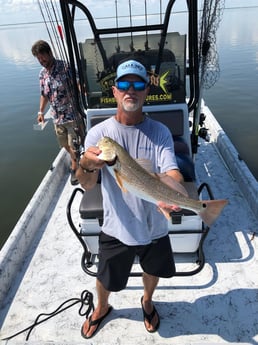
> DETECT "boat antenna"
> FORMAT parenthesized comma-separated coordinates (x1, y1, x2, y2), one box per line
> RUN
(115, 0, 120, 52)
(128, 0, 135, 51)
(144, 0, 149, 50)
(192, 0, 225, 154)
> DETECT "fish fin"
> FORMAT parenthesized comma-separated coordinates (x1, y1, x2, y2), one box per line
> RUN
(155, 173, 189, 197)
(114, 169, 127, 193)
(198, 199, 228, 227)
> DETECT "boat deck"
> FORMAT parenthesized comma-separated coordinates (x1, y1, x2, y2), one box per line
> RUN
(0, 110, 258, 345)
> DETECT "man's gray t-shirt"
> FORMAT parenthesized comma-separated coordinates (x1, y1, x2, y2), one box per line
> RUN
(85, 116, 179, 246)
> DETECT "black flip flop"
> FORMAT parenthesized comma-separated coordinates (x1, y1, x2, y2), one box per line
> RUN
(81, 305, 113, 339)
(141, 296, 160, 333)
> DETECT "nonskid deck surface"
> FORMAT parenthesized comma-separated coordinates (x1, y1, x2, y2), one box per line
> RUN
(0, 138, 257, 345)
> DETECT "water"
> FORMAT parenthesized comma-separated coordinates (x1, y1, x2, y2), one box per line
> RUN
(0, 24, 59, 248)
(0, 4, 258, 249)
(204, 6, 258, 179)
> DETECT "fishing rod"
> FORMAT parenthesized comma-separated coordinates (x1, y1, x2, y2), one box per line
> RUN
(39, 0, 65, 60)
(144, 0, 149, 50)
(49, 0, 70, 64)
(115, 0, 120, 53)
(37, 0, 57, 56)
(128, 0, 135, 51)
(160, 0, 163, 24)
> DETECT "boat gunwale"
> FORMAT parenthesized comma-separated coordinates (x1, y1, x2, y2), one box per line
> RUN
(202, 104, 258, 219)
(0, 149, 69, 308)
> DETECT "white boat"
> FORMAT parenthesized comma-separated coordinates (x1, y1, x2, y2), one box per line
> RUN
(0, 1, 258, 344)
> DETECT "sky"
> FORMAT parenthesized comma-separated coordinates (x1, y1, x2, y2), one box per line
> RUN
(0, 0, 168, 25)
(0, 0, 257, 65)
(0, 0, 189, 64)
(1, 0, 258, 26)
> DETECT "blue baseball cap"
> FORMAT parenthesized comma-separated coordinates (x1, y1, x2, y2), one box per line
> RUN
(115, 59, 149, 83)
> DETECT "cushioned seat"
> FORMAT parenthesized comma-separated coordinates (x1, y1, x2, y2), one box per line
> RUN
(79, 183, 103, 220)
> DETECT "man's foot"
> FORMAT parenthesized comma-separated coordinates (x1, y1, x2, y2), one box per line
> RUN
(70, 169, 79, 185)
(81, 306, 113, 339)
(141, 296, 160, 333)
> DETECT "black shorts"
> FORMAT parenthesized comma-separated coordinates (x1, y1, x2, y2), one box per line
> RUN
(97, 232, 175, 292)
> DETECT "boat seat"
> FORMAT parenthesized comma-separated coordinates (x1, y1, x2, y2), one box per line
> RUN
(79, 183, 103, 225)
(68, 124, 210, 277)
(68, 177, 211, 277)
(79, 181, 198, 225)
(77, 181, 205, 267)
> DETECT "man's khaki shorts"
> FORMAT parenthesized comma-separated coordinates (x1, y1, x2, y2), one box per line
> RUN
(54, 121, 77, 149)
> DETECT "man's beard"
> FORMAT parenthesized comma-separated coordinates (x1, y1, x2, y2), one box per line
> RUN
(122, 98, 141, 112)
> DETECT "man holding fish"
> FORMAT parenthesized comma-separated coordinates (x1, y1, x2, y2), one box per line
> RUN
(76, 59, 226, 338)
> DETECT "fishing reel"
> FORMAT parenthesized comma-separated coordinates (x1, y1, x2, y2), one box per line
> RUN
(198, 113, 210, 142)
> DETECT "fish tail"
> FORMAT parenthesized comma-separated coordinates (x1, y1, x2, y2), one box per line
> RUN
(198, 199, 228, 227)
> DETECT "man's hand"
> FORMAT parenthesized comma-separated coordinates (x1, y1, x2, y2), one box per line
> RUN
(80, 146, 105, 171)
(37, 112, 45, 123)
(156, 201, 181, 220)
(157, 201, 181, 213)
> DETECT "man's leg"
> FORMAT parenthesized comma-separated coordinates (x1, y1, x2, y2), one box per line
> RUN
(63, 144, 78, 185)
(66, 122, 78, 170)
(81, 279, 111, 338)
(142, 273, 160, 332)
(65, 144, 77, 170)
(54, 123, 78, 176)
(140, 236, 175, 332)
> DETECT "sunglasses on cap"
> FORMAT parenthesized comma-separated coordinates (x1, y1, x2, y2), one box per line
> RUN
(115, 80, 147, 91)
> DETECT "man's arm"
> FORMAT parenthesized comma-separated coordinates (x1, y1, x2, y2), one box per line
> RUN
(76, 146, 105, 190)
(38, 95, 49, 123)
(165, 169, 184, 184)
(156, 169, 184, 212)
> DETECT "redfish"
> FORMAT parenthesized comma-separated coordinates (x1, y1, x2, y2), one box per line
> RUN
(97, 136, 228, 227)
